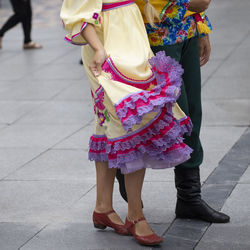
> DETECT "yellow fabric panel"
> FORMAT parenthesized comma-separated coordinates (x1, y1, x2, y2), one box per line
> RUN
(62, 0, 188, 139)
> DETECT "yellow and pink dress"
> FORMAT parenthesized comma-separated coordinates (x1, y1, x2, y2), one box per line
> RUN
(60, 0, 193, 174)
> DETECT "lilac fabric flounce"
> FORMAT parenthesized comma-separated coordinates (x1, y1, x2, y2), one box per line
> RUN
(114, 51, 184, 132)
(88, 109, 193, 173)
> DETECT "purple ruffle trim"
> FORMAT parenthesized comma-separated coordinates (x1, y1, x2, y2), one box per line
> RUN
(89, 144, 193, 175)
(114, 51, 184, 132)
(88, 109, 193, 173)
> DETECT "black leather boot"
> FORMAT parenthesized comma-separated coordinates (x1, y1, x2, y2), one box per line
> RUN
(174, 167, 230, 223)
(116, 169, 128, 202)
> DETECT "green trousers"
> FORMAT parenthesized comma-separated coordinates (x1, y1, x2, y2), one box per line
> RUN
(151, 37, 203, 169)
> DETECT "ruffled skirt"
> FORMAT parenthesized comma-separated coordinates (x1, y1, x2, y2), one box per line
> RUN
(78, 2, 193, 174)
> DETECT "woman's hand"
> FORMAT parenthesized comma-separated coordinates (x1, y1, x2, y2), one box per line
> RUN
(89, 49, 108, 77)
(80, 24, 107, 77)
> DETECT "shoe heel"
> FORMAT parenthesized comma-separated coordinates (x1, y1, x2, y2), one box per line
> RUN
(94, 223, 107, 229)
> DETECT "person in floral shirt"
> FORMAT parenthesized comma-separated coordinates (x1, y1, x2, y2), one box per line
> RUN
(116, 0, 230, 224)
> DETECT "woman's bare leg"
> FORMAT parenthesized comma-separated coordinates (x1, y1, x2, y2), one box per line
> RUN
(125, 169, 154, 236)
(95, 161, 124, 225)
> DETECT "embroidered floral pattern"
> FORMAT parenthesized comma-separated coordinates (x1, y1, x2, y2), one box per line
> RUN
(91, 86, 110, 126)
(146, 0, 212, 46)
(92, 12, 101, 25)
(92, 13, 99, 19)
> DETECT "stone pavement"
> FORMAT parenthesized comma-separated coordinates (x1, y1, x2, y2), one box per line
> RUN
(0, 0, 250, 249)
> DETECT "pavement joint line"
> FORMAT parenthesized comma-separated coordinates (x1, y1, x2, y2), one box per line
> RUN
(160, 127, 250, 249)
(1, 148, 51, 181)
(17, 224, 49, 250)
(0, 123, 90, 181)
(51, 119, 94, 148)
(203, 98, 250, 100)
(202, 30, 250, 88)
(69, 184, 96, 208)
(1, 179, 95, 182)
(161, 216, 177, 237)
(1, 42, 76, 83)
(46, 148, 88, 151)
(6, 101, 48, 126)
(4, 77, 84, 126)
(202, 125, 249, 128)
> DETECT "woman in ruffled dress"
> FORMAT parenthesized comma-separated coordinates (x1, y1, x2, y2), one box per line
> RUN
(61, 0, 193, 246)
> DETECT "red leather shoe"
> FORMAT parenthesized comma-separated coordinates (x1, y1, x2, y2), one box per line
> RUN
(93, 210, 129, 235)
(125, 217, 163, 246)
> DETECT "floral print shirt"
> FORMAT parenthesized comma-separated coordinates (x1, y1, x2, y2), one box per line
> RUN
(144, 0, 212, 46)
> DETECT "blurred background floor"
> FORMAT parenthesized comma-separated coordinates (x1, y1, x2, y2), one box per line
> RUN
(0, 0, 250, 249)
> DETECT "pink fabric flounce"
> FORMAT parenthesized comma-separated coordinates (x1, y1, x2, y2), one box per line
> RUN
(114, 51, 184, 132)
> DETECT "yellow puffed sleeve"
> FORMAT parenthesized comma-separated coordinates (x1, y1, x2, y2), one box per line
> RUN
(60, 0, 102, 45)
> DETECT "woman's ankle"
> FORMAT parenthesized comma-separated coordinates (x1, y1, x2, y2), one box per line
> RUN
(95, 202, 113, 213)
(127, 211, 144, 221)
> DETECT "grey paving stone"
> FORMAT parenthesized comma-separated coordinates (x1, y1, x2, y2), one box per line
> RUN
(0, 124, 81, 148)
(0, 51, 18, 63)
(0, 80, 74, 101)
(205, 128, 250, 184)
(242, 33, 250, 46)
(201, 59, 223, 84)
(197, 165, 250, 248)
(7, 149, 95, 182)
(1, 1, 250, 250)
(0, 180, 94, 223)
(196, 225, 250, 250)
(0, 148, 43, 179)
(0, 101, 43, 124)
(150, 223, 171, 236)
(233, 128, 250, 151)
(52, 182, 120, 224)
(209, 28, 244, 46)
(202, 99, 250, 126)
(214, 57, 250, 77)
(231, 43, 250, 61)
(160, 235, 195, 250)
(173, 218, 209, 229)
(0, 124, 7, 130)
(196, 241, 250, 250)
(53, 124, 93, 150)
(53, 48, 82, 64)
(142, 181, 177, 224)
(222, 183, 250, 226)
(29, 64, 85, 80)
(205, 164, 247, 184)
(0, 62, 41, 81)
(61, 181, 177, 225)
(0, 223, 45, 250)
(239, 165, 250, 184)
(167, 224, 206, 241)
(199, 126, 246, 182)
(220, 148, 250, 167)
(202, 76, 250, 100)
(209, 44, 234, 61)
(17, 101, 93, 125)
(1, 42, 73, 65)
(53, 82, 92, 102)
(201, 183, 235, 210)
(144, 168, 174, 182)
(20, 223, 150, 250)
(31, 27, 66, 40)
(0, 80, 13, 93)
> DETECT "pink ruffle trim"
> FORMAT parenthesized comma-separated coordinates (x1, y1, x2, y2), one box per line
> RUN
(114, 51, 184, 132)
(89, 108, 193, 173)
